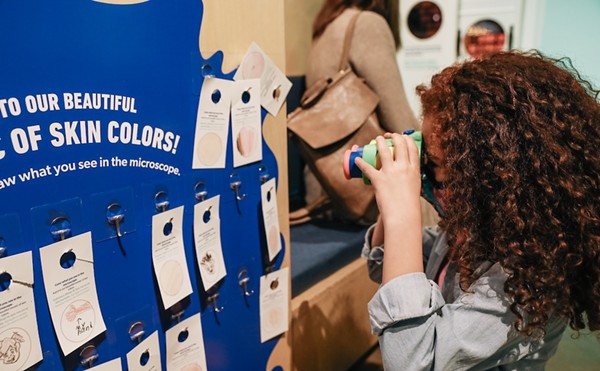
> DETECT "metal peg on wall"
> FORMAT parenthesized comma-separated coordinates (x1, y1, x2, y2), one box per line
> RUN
(50, 216, 72, 241)
(229, 173, 246, 201)
(154, 191, 170, 212)
(194, 181, 208, 202)
(106, 203, 125, 238)
(79, 344, 99, 368)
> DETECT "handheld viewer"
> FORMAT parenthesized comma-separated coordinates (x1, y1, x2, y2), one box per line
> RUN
(343, 130, 423, 185)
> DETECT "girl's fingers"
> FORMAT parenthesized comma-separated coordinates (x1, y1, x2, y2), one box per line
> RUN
(375, 135, 392, 164)
(406, 135, 420, 167)
(391, 133, 408, 162)
(354, 157, 376, 183)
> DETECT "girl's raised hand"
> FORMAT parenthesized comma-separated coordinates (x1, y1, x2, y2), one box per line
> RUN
(355, 132, 424, 282)
(354, 133, 421, 230)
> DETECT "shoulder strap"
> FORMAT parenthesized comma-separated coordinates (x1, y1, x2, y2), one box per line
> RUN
(289, 194, 332, 225)
(338, 11, 362, 72)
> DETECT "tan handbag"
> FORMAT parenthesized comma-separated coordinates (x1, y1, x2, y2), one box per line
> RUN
(287, 11, 383, 224)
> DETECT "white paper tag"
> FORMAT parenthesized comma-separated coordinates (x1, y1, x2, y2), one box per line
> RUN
(192, 77, 233, 169)
(165, 313, 207, 371)
(234, 42, 292, 116)
(260, 267, 289, 343)
(126, 331, 161, 371)
(231, 79, 262, 167)
(89, 358, 122, 370)
(193, 195, 227, 291)
(152, 206, 193, 310)
(261, 177, 281, 261)
(0, 251, 43, 370)
(39, 232, 107, 356)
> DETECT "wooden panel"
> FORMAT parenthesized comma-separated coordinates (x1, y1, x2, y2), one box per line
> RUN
(283, 0, 324, 75)
(291, 259, 380, 371)
(201, 0, 286, 73)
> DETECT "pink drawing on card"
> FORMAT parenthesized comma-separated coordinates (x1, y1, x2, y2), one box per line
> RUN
(60, 299, 96, 343)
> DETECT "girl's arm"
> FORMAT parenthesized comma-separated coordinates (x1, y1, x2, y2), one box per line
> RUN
(355, 133, 423, 284)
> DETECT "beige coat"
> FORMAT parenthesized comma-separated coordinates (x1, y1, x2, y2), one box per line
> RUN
(304, 8, 439, 225)
(306, 8, 418, 133)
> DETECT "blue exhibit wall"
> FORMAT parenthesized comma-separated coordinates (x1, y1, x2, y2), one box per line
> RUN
(0, 0, 285, 370)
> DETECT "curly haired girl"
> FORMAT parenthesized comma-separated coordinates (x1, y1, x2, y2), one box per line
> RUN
(356, 50, 600, 370)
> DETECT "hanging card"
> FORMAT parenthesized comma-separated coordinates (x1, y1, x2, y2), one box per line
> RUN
(39, 232, 107, 356)
(234, 42, 292, 116)
(89, 358, 122, 370)
(165, 313, 207, 371)
(260, 267, 289, 343)
(126, 331, 161, 371)
(192, 77, 233, 169)
(0, 251, 43, 370)
(193, 195, 226, 291)
(231, 79, 262, 167)
(261, 177, 281, 261)
(152, 206, 193, 309)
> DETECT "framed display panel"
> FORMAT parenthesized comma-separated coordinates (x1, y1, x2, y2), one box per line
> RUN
(397, 0, 459, 117)
(458, 0, 524, 60)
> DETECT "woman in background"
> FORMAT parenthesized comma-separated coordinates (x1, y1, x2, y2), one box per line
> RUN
(304, 0, 431, 223)
(308, 0, 416, 133)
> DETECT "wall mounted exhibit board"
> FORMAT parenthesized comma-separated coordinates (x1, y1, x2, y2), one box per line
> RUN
(0, 0, 291, 370)
(458, 0, 523, 61)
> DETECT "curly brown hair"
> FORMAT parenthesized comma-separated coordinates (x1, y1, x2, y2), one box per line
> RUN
(417, 50, 600, 337)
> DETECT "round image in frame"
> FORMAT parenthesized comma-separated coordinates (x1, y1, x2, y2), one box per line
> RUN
(200, 249, 218, 276)
(196, 132, 222, 166)
(181, 363, 203, 371)
(241, 51, 265, 79)
(268, 226, 280, 254)
(236, 126, 257, 158)
(159, 260, 184, 296)
(407, 1, 443, 39)
(464, 19, 505, 58)
(266, 307, 283, 331)
(60, 299, 96, 343)
(0, 327, 32, 369)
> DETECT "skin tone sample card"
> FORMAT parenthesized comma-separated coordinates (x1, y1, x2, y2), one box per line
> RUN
(193, 195, 227, 291)
(126, 331, 161, 371)
(231, 79, 262, 168)
(261, 178, 281, 261)
(152, 206, 193, 310)
(165, 313, 207, 371)
(0, 251, 43, 370)
(89, 358, 122, 370)
(234, 42, 292, 116)
(193, 77, 233, 169)
(39, 232, 107, 356)
(259, 267, 289, 343)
